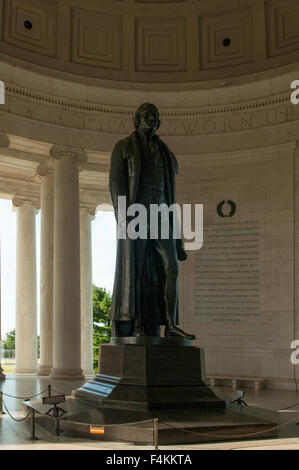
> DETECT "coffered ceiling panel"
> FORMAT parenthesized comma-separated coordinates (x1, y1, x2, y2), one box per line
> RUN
(266, 0, 299, 57)
(71, 7, 123, 70)
(0, 0, 298, 83)
(135, 16, 187, 72)
(3, 0, 57, 56)
(200, 7, 253, 69)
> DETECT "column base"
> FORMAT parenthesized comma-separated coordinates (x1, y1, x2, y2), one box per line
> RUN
(36, 365, 53, 376)
(15, 368, 37, 374)
(83, 369, 95, 379)
(50, 368, 85, 380)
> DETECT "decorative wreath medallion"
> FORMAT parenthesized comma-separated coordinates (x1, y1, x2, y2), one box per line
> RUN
(216, 200, 236, 218)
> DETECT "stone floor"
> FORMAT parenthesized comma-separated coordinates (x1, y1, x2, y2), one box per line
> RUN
(0, 374, 299, 450)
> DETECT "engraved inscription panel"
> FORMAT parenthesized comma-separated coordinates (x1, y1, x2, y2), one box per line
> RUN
(194, 221, 260, 322)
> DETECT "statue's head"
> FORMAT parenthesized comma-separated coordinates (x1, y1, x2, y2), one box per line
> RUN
(133, 103, 161, 135)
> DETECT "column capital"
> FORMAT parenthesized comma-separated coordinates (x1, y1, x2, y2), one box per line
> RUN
(80, 203, 97, 218)
(12, 195, 40, 212)
(0, 131, 9, 149)
(96, 202, 114, 212)
(50, 145, 87, 163)
(36, 161, 54, 178)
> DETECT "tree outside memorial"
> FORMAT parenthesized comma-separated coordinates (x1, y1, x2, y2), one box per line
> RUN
(3, 329, 40, 356)
(2, 329, 40, 374)
(93, 284, 112, 373)
(1, 287, 111, 374)
(3, 329, 15, 352)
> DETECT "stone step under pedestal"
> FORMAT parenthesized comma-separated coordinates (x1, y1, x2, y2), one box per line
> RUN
(24, 339, 279, 445)
(25, 397, 279, 445)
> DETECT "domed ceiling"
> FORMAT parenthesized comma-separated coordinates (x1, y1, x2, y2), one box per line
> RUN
(0, 0, 298, 84)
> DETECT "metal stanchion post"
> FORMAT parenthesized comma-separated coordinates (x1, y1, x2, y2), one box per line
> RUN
(55, 417, 60, 436)
(47, 385, 52, 397)
(53, 405, 60, 436)
(154, 418, 159, 450)
(28, 408, 39, 441)
(0, 391, 5, 415)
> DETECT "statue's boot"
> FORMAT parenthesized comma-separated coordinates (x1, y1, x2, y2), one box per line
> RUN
(165, 325, 196, 340)
(132, 321, 146, 337)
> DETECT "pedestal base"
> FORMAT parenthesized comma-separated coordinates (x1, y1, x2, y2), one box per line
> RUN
(74, 339, 225, 410)
(25, 340, 278, 445)
(25, 397, 279, 445)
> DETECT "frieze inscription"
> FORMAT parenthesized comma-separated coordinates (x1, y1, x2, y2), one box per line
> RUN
(3, 85, 299, 136)
(84, 104, 297, 136)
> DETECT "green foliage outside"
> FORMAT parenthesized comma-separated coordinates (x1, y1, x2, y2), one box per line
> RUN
(4, 329, 15, 350)
(3, 329, 40, 357)
(2, 285, 112, 374)
(93, 284, 112, 373)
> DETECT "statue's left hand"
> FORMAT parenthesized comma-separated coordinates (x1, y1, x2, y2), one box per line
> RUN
(177, 245, 187, 262)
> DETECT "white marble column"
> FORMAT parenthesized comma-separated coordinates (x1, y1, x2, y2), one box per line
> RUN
(13, 196, 39, 374)
(36, 163, 54, 376)
(294, 142, 299, 388)
(0, 132, 9, 380)
(50, 146, 86, 380)
(80, 205, 96, 377)
(0, 235, 6, 380)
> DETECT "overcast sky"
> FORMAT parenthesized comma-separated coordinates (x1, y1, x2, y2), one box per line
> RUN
(0, 198, 116, 337)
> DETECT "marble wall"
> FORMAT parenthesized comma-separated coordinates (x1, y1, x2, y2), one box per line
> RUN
(177, 142, 298, 389)
(1, 47, 299, 388)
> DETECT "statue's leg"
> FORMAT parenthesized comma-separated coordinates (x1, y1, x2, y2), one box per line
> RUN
(134, 238, 150, 335)
(112, 320, 134, 337)
(154, 237, 178, 327)
(155, 236, 196, 340)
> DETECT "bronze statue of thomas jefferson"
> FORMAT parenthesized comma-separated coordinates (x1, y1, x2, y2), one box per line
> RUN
(109, 103, 195, 340)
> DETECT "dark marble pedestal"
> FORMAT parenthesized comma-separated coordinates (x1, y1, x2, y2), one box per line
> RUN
(74, 338, 225, 411)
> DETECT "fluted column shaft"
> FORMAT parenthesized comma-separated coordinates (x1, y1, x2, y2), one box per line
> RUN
(0, 132, 9, 380)
(50, 146, 86, 380)
(37, 164, 54, 376)
(14, 197, 39, 373)
(80, 206, 96, 377)
(0, 237, 5, 379)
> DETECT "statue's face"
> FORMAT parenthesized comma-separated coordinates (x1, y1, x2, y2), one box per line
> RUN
(138, 105, 159, 135)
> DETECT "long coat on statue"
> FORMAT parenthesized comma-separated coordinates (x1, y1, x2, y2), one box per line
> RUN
(109, 130, 181, 327)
